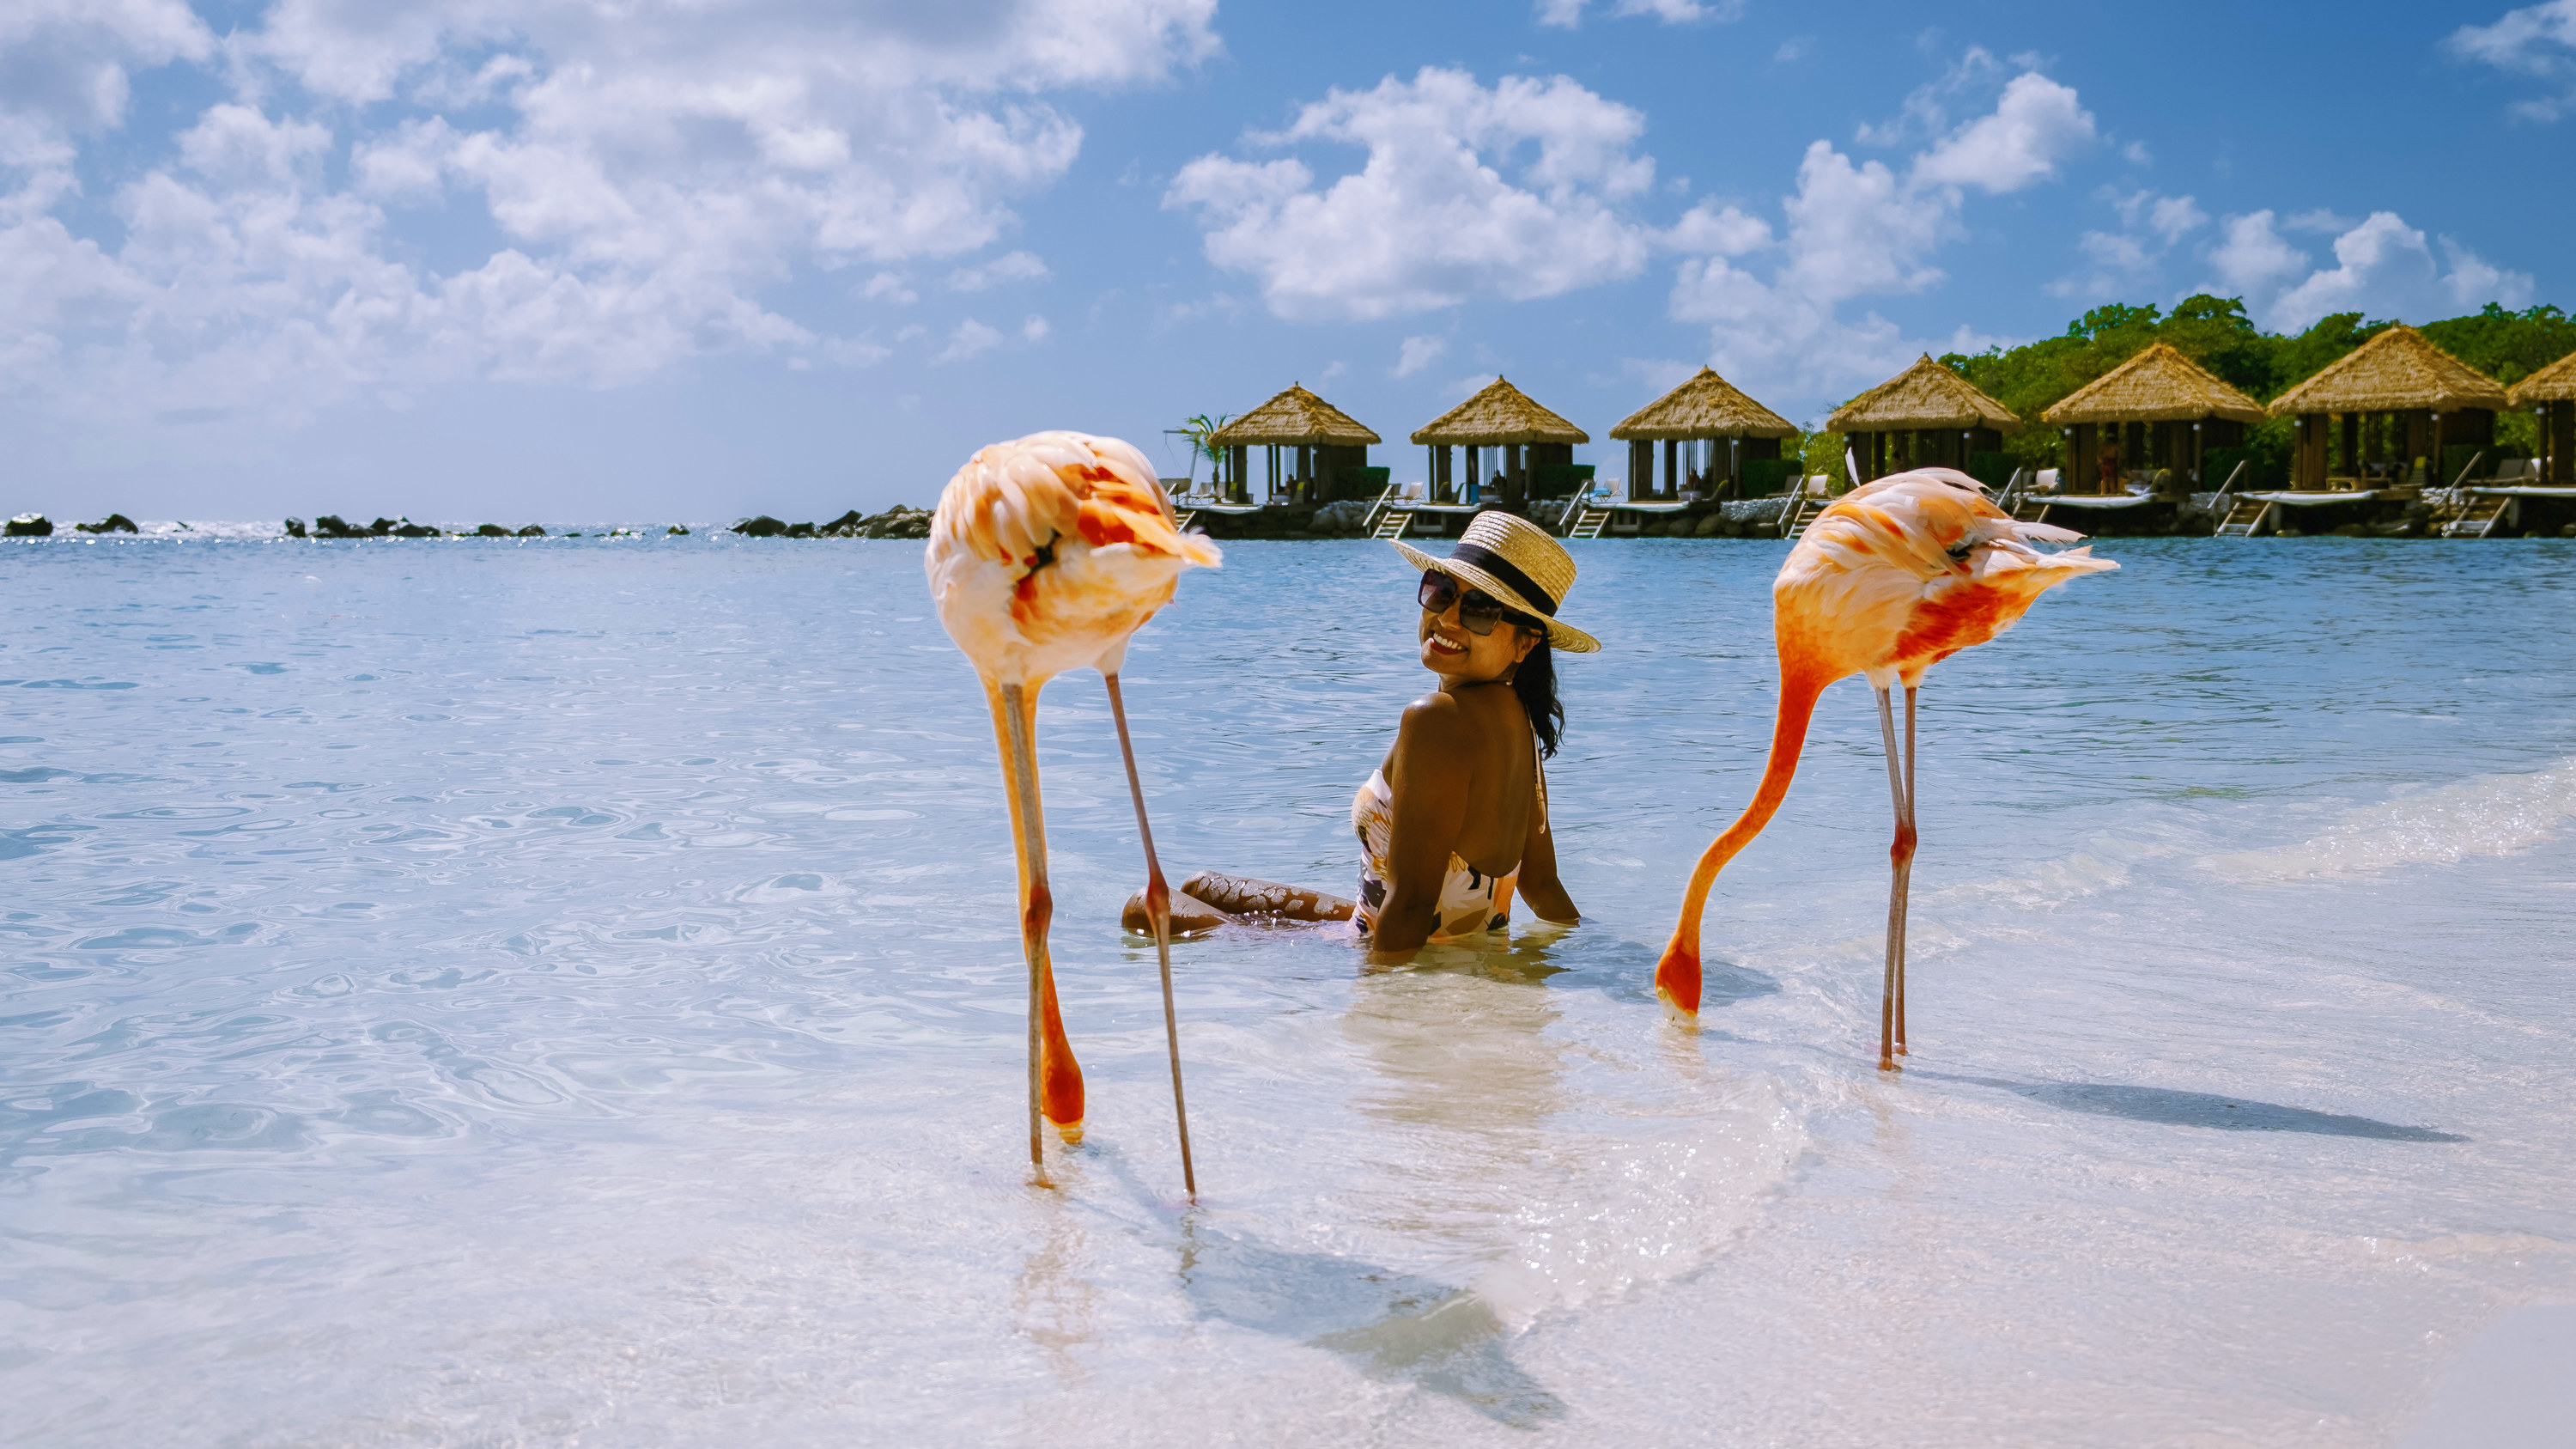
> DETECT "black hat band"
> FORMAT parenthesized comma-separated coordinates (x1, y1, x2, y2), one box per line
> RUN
(1447, 542, 1558, 618)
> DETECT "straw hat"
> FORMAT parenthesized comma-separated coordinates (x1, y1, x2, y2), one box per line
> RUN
(1390, 511, 1601, 654)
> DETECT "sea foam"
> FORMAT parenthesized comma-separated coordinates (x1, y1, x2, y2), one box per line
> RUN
(2209, 758, 2576, 880)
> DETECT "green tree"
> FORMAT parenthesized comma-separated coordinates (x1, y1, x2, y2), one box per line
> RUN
(1170, 413, 1232, 484)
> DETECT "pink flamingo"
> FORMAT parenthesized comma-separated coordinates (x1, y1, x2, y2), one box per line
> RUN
(926, 431, 1220, 1184)
(1656, 467, 2117, 1068)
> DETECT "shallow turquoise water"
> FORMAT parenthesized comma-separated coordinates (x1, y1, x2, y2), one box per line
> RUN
(2, 532, 2573, 1446)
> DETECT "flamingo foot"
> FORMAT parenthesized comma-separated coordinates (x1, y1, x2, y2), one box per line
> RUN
(1878, 1055, 1900, 1073)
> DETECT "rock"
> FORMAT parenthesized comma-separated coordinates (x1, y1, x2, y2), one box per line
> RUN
(313, 514, 362, 538)
(817, 509, 867, 537)
(475, 523, 512, 537)
(391, 520, 439, 538)
(2276, 527, 2304, 538)
(366, 517, 402, 535)
(1310, 500, 1375, 534)
(732, 515, 790, 537)
(2561, 523, 2576, 539)
(855, 505, 933, 539)
(667, 525, 690, 536)
(283, 517, 308, 539)
(5, 514, 52, 537)
(2330, 522, 2370, 537)
(75, 513, 138, 533)
(517, 525, 545, 537)
(784, 521, 817, 539)
(1694, 513, 1727, 537)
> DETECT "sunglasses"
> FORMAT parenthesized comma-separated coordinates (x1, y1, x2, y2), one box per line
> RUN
(1419, 570, 1536, 636)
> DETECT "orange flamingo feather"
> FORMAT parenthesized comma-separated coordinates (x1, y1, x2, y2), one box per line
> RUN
(927, 431, 1219, 1181)
(1654, 467, 2117, 1068)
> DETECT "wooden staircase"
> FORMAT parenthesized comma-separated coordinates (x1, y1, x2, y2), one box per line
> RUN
(2438, 494, 2510, 538)
(1781, 495, 1831, 542)
(2213, 496, 2272, 538)
(1172, 509, 1198, 533)
(1371, 510, 1413, 540)
(1565, 505, 1613, 539)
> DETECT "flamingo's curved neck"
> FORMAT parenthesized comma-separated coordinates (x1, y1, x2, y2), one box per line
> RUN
(1668, 662, 1832, 950)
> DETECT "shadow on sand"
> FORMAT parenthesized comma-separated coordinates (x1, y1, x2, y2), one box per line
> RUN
(1928, 1073, 2469, 1142)
(1176, 1223, 1562, 1428)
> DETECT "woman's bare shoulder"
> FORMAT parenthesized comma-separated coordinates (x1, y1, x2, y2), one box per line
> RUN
(1396, 690, 1467, 738)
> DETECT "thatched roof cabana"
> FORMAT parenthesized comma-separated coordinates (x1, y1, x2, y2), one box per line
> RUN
(2506, 348, 2576, 487)
(2268, 325, 2508, 417)
(1608, 367, 1797, 501)
(2040, 344, 2264, 496)
(1404, 378, 1589, 513)
(1201, 383, 1382, 506)
(1212, 384, 1381, 447)
(1611, 367, 1797, 441)
(1411, 377, 1588, 446)
(2043, 344, 2265, 426)
(1829, 355, 2022, 435)
(2267, 325, 2508, 490)
(1827, 355, 2020, 484)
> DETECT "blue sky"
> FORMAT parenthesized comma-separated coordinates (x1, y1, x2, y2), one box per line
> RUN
(3, 0, 2569, 523)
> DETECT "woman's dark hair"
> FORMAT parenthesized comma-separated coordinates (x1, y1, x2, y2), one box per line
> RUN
(1510, 625, 1564, 758)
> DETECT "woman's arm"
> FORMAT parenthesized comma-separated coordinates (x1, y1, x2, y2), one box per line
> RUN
(1366, 694, 1472, 965)
(1514, 795, 1579, 926)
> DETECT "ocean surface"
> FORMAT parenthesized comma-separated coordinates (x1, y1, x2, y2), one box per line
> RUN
(3, 528, 2572, 1447)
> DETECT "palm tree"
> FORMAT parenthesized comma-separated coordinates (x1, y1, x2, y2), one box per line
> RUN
(1170, 413, 1232, 493)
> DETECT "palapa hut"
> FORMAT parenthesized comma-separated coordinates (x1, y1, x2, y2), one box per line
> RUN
(1827, 355, 2020, 484)
(1411, 377, 1589, 509)
(2506, 348, 2576, 488)
(2266, 325, 2508, 490)
(2040, 343, 2266, 496)
(1209, 384, 1382, 504)
(1608, 366, 1798, 501)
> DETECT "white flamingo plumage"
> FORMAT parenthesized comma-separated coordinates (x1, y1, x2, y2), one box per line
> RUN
(1654, 467, 2117, 1068)
(926, 430, 1221, 1187)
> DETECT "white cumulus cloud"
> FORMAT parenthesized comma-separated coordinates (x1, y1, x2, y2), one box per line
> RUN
(2447, 0, 2576, 120)
(1537, 0, 1743, 27)
(1393, 334, 1447, 377)
(0, 0, 1216, 421)
(1163, 67, 1661, 320)
(2222, 210, 2536, 332)
(1665, 65, 2094, 405)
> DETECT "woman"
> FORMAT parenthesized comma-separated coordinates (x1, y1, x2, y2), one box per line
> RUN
(1123, 513, 1599, 964)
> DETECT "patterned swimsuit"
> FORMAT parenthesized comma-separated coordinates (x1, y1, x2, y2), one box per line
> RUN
(1350, 754, 1546, 942)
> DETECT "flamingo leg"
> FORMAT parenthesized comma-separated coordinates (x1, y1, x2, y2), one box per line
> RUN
(1874, 685, 1918, 1072)
(988, 679, 1085, 1166)
(1897, 685, 1917, 1056)
(1103, 673, 1196, 1202)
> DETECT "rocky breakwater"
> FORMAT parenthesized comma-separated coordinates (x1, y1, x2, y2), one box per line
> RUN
(730, 505, 933, 539)
(6, 513, 52, 536)
(306, 516, 550, 539)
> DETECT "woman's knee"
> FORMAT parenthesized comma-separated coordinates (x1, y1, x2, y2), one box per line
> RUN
(1121, 886, 1227, 938)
